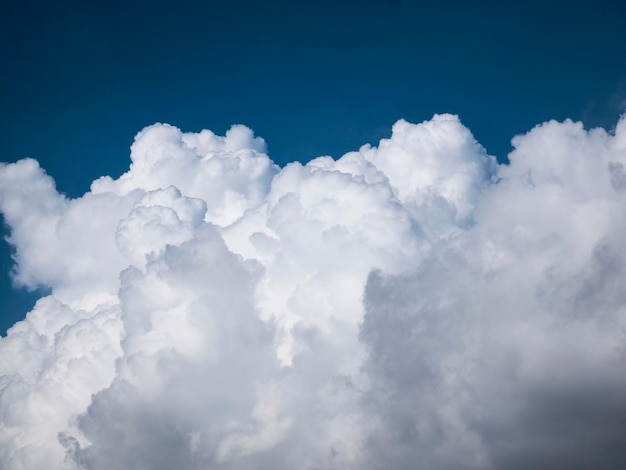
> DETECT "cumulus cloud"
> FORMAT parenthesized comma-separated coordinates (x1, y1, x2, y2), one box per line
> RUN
(1, 113, 625, 469)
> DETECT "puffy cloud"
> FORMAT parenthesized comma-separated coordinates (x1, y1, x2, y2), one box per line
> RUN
(361, 117, 626, 469)
(91, 123, 275, 227)
(1, 114, 625, 469)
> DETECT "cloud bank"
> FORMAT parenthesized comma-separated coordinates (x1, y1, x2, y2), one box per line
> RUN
(1, 114, 626, 469)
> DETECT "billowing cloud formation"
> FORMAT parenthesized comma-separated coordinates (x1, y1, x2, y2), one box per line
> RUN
(1, 114, 626, 469)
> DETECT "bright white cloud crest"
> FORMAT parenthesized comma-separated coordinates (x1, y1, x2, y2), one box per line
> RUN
(1, 114, 626, 469)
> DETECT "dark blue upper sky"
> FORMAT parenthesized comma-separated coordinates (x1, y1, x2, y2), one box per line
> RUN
(1, 0, 626, 333)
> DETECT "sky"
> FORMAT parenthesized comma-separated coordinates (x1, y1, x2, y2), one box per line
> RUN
(2, 0, 625, 330)
(1, 0, 626, 469)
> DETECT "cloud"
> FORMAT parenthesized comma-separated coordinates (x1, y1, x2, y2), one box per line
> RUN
(1, 114, 625, 469)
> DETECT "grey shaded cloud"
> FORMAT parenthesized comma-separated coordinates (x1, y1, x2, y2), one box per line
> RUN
(608, 161, 626, 192)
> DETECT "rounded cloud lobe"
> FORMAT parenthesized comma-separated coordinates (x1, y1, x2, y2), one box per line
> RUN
(1, 114, 625, 469)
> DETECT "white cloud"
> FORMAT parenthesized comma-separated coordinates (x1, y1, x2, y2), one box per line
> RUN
(1, 114, 625, 469)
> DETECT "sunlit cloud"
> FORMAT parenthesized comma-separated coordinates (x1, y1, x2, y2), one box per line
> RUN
(1, 114, 626, 469)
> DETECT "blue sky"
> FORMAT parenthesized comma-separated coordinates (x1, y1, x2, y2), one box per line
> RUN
(1, 0, 626, 333)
